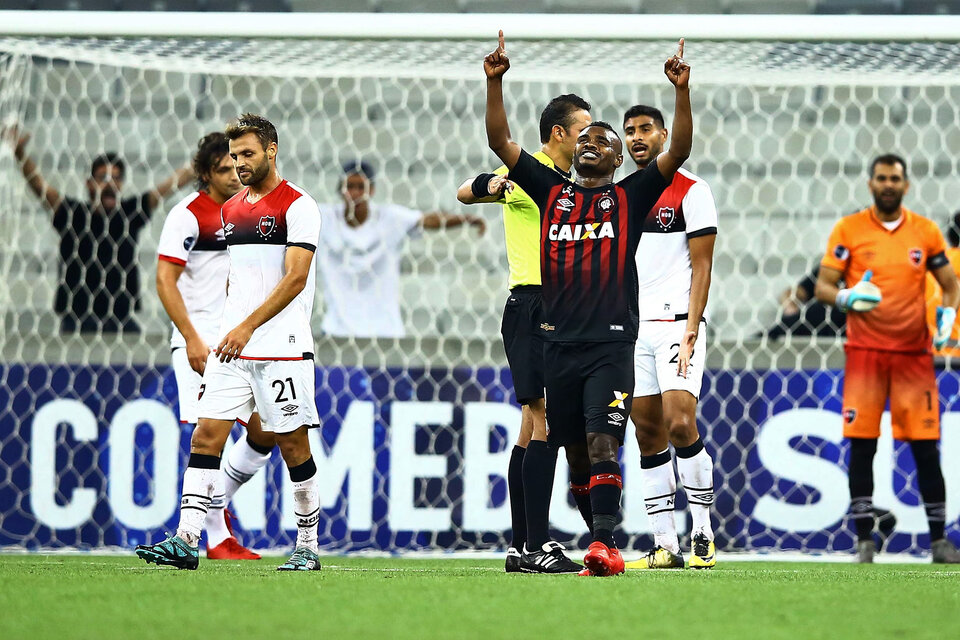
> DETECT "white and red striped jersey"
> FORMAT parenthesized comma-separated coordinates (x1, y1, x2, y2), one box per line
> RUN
(219, 180, 322, 360)
(157, 190, 229, 348)
(635, 167, 718, 320)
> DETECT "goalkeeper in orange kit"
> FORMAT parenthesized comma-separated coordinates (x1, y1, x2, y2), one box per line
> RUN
(816, 154, 960, 563)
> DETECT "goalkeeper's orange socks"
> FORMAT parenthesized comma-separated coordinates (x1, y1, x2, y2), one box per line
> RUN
(676, 438, 715, 540)
(641, 448, 680, 554)
(177, 453, 220, 547)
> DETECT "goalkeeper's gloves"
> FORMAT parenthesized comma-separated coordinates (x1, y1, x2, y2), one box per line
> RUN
(835, 270, 882, 313)
(934, 306, 957, 350)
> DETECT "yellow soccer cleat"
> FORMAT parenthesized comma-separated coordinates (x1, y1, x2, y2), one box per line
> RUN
(625, 546, 685, 570)
(689, 532, 717, 569)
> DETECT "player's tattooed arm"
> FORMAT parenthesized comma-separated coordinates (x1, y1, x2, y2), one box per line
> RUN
(484, 30, 522, 170)
(216, 245, 314, 363)
(456, 174, 514, 204)
(656, 39, 692, 182)
(146, 165, 195, 212)
(4, 125, 63, 211)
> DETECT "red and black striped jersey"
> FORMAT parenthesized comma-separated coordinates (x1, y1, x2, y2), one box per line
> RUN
(508, 149, 669, 342)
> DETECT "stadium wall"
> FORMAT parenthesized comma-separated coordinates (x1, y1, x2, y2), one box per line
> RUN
(3, 361, 960, 555)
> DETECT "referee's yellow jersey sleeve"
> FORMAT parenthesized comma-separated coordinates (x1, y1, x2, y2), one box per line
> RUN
(496, 151, 556, 288)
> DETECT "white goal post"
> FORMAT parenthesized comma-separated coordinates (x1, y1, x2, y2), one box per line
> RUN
(1, 12, 959, 555)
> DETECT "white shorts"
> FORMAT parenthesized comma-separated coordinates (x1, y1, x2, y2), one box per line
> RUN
(197, 355, 319, 434)
(172, 348, 255, 424)
(633, 320, 706, 399)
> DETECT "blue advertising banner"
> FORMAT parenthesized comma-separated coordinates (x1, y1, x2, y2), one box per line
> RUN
(2, 363, 959, 554)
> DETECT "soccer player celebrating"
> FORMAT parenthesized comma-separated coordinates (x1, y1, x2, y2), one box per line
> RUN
(137, 114, 324, 571)
(484, 32, 692, 576)
(156, 132, 276, 560)
(618, 106, 719, 570)
(815, 154, 960, 564)
(457, 95, 593, 573)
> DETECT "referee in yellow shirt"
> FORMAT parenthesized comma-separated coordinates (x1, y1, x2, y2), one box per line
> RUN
(458, 94, 592, 573)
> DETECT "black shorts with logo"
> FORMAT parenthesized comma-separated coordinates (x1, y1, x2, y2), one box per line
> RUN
(543, 341, 634, 447)
(500, 286, 546, 405)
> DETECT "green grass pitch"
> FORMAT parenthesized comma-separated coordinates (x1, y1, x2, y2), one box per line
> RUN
(2, 554, 958, 640)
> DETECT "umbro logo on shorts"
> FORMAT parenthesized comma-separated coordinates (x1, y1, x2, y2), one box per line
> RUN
(281, 403, 299, 416)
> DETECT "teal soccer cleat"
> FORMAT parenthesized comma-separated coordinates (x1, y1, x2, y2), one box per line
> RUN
(136, 535, 199, 570)
(277, 547, 322, 571)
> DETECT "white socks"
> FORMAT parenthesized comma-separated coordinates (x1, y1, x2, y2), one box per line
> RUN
(177, 458, 220, 547)
(204, 437, 272, 548)
(641, 449, 680, 554)
(676, 440, 715, 539)
(289, 457, 320, 553)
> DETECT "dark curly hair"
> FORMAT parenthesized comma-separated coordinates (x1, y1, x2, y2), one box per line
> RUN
(192, 132, 230, 190)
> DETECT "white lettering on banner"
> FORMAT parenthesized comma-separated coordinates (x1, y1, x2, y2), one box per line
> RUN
(27, 397, 960, 538)
(108, 399, 179, 529)
(282, 401, 375, 531)
(754, 408, 960, 533)
(389, 401, 453, 531)
(462, 402, 521, 531)
(30, 400, 98, 529)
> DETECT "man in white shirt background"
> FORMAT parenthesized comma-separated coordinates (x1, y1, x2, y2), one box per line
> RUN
(318, 161, 486, 338)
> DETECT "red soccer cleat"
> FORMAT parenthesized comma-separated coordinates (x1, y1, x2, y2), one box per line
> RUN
(583, 541, 625, 577)
(578, 567, 595, 577)
(207, 537, 261, 560)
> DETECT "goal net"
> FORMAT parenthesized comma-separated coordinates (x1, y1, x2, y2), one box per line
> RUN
(2, 15, 960, 555)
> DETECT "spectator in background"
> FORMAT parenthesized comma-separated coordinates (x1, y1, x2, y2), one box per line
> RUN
(317, 161, 486, 338)
(7, 127, 193, 332)
(765, 262, 846, 339)
(926, 211, 960, 360)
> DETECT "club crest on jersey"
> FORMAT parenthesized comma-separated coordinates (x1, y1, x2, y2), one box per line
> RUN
(657, 206, 676, 230)
(183, 236, 195, 251)
(833, 244, 849, 261)
(597, 195, 615, 213)
(257, 215, 277, 238)
(549, 221, 616, 241)
(843, 408, 857, 424)
(909, 248, 923, 267)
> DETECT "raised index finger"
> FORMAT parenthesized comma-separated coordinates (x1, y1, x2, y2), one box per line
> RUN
(677, 38, 684, 58)
(498, 29, 505, 52)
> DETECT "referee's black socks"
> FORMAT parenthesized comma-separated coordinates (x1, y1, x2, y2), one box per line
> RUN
(522, 440, 557, 551)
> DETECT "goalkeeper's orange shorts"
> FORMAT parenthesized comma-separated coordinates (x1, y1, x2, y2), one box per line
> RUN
(841, 345, 939, 441)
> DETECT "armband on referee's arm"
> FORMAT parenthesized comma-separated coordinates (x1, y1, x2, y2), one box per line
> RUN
(471, 173, 497, 199)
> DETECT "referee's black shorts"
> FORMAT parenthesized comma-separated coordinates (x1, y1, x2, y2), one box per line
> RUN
(543, 341, 634, 447)
(500, 285, 545, 405)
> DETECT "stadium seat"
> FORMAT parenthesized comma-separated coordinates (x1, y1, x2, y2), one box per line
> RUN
(642, 0, 725, 12)
(378, 0, 461, 10)
(33, 0, 117, 9)
(550, 0, 641, 12)
(901, 0, 960, 12)
(463, 0, 545, 12)
(289, 0, 379, 10)
(815, 0, 902, 13)
(203, 0, 291, 9)
(727, 0, 815, 12)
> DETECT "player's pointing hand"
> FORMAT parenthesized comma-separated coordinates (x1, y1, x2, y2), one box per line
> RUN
(664, 38, 690, 90)
(484, 30, 511, 79)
